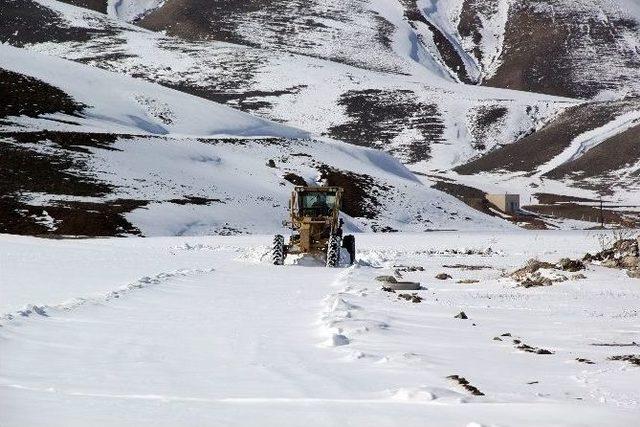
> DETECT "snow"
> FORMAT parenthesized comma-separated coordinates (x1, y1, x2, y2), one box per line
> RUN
(23, 1, 573, 168)
(78, 135, 509, 234)
(29, 210, 60, 231)
(418, 0, 512, 81)
(417, 0, 482, 82)
(9, 0, 638, 223)
(107, 0, 165, 22)
(368, 0, 456, 82)
(536, 110, 640, 176)
(0, 44, 305, 139)
(616, 0, 640, 21)
(1, 231, 639, 426)
(0, 41, 519, 234)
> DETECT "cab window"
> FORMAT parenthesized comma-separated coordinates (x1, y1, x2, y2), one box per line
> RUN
(299, 192, 337, 214)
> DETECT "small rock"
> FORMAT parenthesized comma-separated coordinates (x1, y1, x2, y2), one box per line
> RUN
(521, 276, 551, 288)
(381, 287, 396, 293)
(436, 273, 452, 280)
(557, 258, 585, 272)
(493, 336, 502, 341)
(394, 265, 425, 272)
(383, 281, 421, 291)
(613, 239, 639, 255)
(454, 311, 468, 319)
(627, 269, 640, 279)
(619, 256, 639, 269)
(330, 334, 350, 347)
(398, 293, 423, 303)
(457, 279, 480, 284)
(608, 354, 640, 366)
(266, 159, 276, 168)
(376, 275, 397, 283)
(571, 273, 587, 280)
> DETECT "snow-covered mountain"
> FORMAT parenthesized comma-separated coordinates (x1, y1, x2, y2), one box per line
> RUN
(1, 0, 639, 234)
(1, 43, 508, 235)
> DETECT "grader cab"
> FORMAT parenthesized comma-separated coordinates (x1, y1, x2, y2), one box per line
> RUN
(272, 186, 355, 267)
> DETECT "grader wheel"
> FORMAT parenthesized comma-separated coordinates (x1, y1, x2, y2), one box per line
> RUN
(272, 234, 285, 265)
(326, 235, 341, 267)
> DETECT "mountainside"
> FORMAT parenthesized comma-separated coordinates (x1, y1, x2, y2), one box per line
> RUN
(1, 43, 506, 236)
(1, 0, 639, 234)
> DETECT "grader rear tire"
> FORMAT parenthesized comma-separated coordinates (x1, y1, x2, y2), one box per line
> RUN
(326, 235, 341, 267)
(272, 234, 285, 265)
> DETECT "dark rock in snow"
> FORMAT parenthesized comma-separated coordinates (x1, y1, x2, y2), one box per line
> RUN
(557, 258, 585, 272)
(608, 355, 640, 367)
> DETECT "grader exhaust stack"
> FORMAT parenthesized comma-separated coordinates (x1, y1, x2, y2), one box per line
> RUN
(272, 186, 355, 267)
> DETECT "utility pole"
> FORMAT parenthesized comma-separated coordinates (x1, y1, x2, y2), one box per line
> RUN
(599, 196, 604, 228)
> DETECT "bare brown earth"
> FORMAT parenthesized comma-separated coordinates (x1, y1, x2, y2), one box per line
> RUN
(457, 0, 498, 66)
(0, 198, 145, 236)
(139, 0, 261, 43)
(1, 129, 413, 236)
(402, 0, 473, 83)
(454, 99, 640, 175)
(482, 2, 574, 97)
(0, 131, 146, 236)
(138, 0, 399, 72)
(51, 0, 640, 99)
(524, 204, 640, 228)
(432, 180, 548, 229)
(59, 0, 107, 13)
(0, 69, 86, 120)
(544, 124, 640, 187)
(317, 165, 385, 221)
(534, 193, 599, 205)
(483, 1, 640, 98)
(523, 193, 640, 228)
(432, 182, 640, 229)
(328, 89, 444, 164)
(0, 0, 113, 46)
(468, 105, 509, 150)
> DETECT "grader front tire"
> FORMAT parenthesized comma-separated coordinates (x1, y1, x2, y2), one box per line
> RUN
(272, 234, 285, 265)
(326, 235, 341, 267)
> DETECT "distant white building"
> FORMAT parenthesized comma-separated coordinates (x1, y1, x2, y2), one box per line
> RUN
(486, 193, 520, 214)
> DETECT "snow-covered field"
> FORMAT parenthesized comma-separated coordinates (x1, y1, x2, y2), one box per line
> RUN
(2, 231, 639, 426)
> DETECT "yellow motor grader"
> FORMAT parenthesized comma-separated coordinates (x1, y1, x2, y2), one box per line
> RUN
(272, 186, 355, 267)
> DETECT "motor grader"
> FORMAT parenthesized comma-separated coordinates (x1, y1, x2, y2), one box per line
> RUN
(272, 186, 355, 267)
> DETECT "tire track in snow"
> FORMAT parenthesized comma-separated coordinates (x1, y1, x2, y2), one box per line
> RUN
(0, 383, 467, 405)
(0, 267, 215, 327)
(318, 253, 391, 357)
